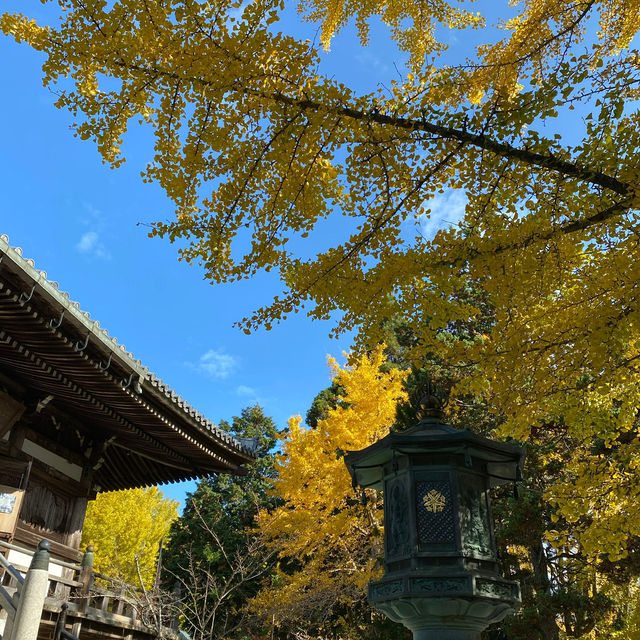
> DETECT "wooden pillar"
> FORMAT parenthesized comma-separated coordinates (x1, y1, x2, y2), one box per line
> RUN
(72, 545, 94, 639)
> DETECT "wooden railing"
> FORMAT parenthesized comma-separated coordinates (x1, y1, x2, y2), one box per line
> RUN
(0, 547, 23, 638)
(0, 539, 84, 602)
(0, 540, 178, 638)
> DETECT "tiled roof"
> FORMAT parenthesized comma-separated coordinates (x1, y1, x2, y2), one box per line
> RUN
(0, 235, 255, 490)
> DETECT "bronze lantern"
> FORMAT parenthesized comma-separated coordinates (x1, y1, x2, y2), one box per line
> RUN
(344, 398, 524, 640)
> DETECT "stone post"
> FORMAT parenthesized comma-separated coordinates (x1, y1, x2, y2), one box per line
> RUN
(79, 545, 94, 596)
(10, 539, 50, 640)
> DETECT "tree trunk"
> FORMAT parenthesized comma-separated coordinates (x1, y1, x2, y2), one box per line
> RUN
(529, 543, 559, 640)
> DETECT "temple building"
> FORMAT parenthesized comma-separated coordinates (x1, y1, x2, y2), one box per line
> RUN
(0, 235, 254, 638)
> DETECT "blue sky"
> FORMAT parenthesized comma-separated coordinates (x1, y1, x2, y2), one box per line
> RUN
(0, 43, 351, 505)
(0, 4, 401, 506)
(0, 3, 492, 506)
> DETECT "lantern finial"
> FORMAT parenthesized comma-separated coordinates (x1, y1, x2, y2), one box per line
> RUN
(417, 394, 442, 420)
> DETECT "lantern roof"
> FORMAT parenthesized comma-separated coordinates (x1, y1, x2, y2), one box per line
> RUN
(344, 406, 524, 491)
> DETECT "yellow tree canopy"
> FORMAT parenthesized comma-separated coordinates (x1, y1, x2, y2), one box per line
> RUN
(2, 0, 640, 555)
(252, 347, 407, 626)
(82, 486, 179, 589)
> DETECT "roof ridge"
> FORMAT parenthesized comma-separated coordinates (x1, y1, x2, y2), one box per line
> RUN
(0, 234, 252, 456)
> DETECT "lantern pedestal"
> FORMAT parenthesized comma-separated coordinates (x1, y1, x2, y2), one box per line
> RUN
(344, 399, 524, 640)
(414, 633, 482, 640)
(413, 629, 486, 640)
(370, 573, 518, 640)
(374, 593, 515, 640)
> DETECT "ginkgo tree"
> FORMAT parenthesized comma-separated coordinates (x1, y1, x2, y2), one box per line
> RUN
(82, 486, 179, 589)
(251, 347, 407, 633)
(2, 0, 640, 558)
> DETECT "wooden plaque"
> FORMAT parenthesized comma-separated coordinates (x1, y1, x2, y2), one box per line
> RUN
(0, 483, 24, 537)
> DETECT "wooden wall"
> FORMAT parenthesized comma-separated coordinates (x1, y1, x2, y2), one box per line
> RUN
(0, 386, 90, 562)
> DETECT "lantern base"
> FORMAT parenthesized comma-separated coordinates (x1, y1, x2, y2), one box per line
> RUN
(373, 594, 515, 640)
(413, 630, 480, 640)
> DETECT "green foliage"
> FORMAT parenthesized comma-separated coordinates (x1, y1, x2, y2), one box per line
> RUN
(305, 380, 346, 429)
(163, 405, 280, 640)
(164, 405, 279, 571)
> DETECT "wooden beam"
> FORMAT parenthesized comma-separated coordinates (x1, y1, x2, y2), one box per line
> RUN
(13, 522, 82, 562)
(0, 390, 24, 440)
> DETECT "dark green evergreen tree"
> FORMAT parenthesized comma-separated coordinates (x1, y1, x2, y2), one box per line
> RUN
(163, 405, 280, 640)
(305, 380, 346, 428)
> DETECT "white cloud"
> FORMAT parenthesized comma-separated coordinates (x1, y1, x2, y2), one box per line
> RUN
(75, 202, 111, 258)
(416, 190, 468, 241)
(77, 231, 98, 252)
(81, 202, 103, 224)
(194, 349, 238, 379)
(236, 385, 257, 398)
(76, 231, 110, 259)
(354, 50, 390, 74)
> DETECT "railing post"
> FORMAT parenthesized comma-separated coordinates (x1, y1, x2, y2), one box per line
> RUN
(80, 545, 94, 588)
(79, 545, 94, 613)
(1, 586, 18, 640)
(0, 549, 24, 640)
(53, 602, 69, 640)
(10, 539, 50, 640)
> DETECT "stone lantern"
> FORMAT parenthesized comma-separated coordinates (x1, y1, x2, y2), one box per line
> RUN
(344, 398, 524, 640)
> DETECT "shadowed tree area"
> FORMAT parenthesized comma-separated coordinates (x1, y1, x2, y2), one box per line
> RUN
(162, 406, 280, 640)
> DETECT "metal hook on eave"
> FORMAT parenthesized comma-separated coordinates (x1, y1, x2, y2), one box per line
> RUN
(18, 284, 35, 306)
(513, 464, 523, 499)
(49, 310, 64, 330)
(121, 372, 134, 390)
(74, 334, 90, 353)
(98, 353, 112, 371)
